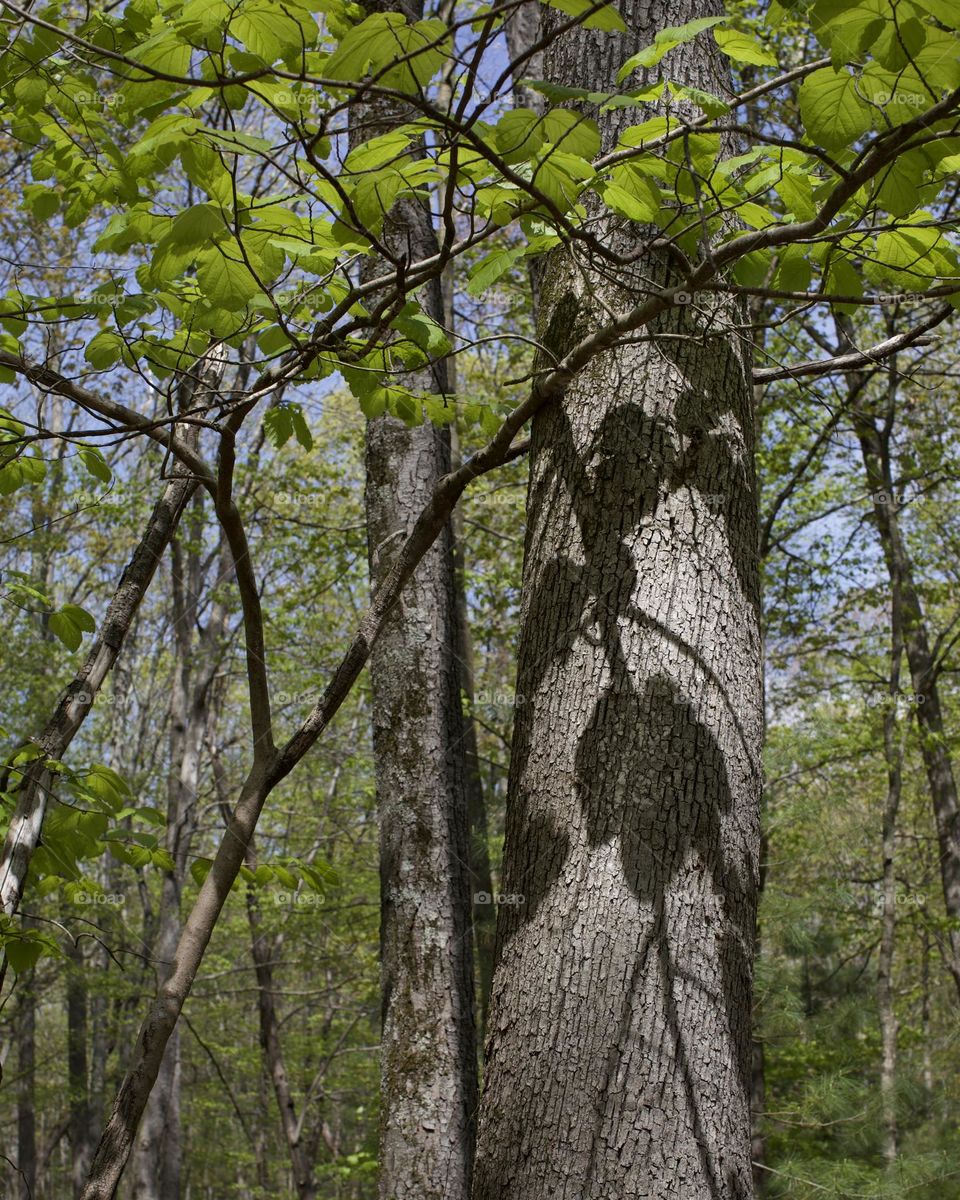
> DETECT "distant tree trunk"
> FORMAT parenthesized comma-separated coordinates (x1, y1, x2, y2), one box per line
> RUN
(130, 508, 228, 1200)
(878, 576, 904, 1165)
(17, 960, 38, 1200)
(750, 831, 769, 1196)
(352, 6, 477, 1198)
(839, 316, 960, 1003)
(920, 927, 934, 1113)
(473, 6, 762, 1198)
(68, 940, 96, 1197)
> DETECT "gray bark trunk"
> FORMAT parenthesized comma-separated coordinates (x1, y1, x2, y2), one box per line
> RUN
(366, 399, 477, 1200)
(68, 939, 96, 1198)
(878, 683, 902, 1166)
(17, 956, 38, 1200)
(352, 10, 477, 1197)
(473, 5, 763, 1197)
(366, 406, 477, 1200)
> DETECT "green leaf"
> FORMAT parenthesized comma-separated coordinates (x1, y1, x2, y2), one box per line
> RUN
(799, 68, 874, 150)
(61, 604, 96, 633)
(617, 16, 726, 80)
(14, 76, 47, 114)
(85, 331, 125, 370)
(714, 28, 778, 67)
(49, 611, 82, 651)
(603, 165, 661, 222)
(291, 409, 313, 451)
(191, 857, 214, 886)
(168, 203, 226, 248)
(196, 250, 261, 311)
(232, 0, 316, 63)
(325, 13, 449, 91)
(264, 406, 295, 448)
(467, 247, 524, 295)
(542, 109, 601, 160)
(78, 447, 112, 484)
(5, 936, 44, 973)
(541, 0, 626, 33)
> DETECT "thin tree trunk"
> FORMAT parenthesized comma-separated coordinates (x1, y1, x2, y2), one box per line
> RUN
(920, 926, 934, 1113)
(131, 519, 228, 1200)
(473, 5, 762, 1197)
(68, 939, 95, 1198)
(878, 572, 904, 1165)
(435, 13, 497, 1032)
(245, 866, 318, 1200)
(365, 327, 477, 1200)
(352, 9, 477, 1196)
(17, 955, 38, 1200)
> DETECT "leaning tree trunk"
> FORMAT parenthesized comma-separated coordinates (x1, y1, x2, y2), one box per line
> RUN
(472, 5, 763, 1198)
(351, 10, 477, 1195)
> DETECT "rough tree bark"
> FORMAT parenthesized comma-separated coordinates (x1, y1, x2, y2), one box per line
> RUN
(472, 4, 764, 1198)
(353, 6, 477, 1197)
(364, 242, 476, 1200)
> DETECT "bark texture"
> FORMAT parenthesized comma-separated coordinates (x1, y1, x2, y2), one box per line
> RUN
(353, 7, 477, 1196)
(473, 5, 763, 1197)
(366, 397, 477, 1200)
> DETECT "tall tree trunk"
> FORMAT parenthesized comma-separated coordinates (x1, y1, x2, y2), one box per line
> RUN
(17, 955, 38, 1200)
(365, 325, 477, 1200)
(750, 832, 769, 1196)
(130, 509, 227, 1200)
(434, 23, 498, 1021)
(878, 581, 904, 1166)
(473, 5, 762, 1197)
(68, 939, 96, 1197)
(352, 8, 477, 1197)
(838, 315, 960, 1002)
